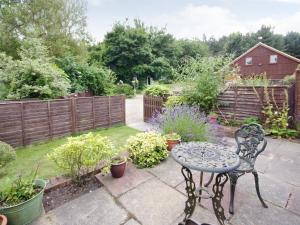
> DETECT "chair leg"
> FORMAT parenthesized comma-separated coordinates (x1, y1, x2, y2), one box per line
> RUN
(229, 174, 238, 215)
(252, 170, 268, 208)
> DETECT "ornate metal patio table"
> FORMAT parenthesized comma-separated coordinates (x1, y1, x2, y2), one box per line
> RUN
(171, 142, 240, 225)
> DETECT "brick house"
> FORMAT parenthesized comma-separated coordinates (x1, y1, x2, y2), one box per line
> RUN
(231, 42, 300, 80)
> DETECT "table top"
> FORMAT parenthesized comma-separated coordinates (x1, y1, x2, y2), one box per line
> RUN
(171, 142, 240, 173)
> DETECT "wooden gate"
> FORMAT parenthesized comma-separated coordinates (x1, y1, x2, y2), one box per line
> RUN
(143, 95, 166, 122)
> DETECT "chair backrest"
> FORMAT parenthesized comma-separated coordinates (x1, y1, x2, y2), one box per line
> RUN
(234, 123, 267, 165)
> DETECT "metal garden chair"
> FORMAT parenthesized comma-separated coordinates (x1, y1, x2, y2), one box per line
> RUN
(229, 123, 268, 214)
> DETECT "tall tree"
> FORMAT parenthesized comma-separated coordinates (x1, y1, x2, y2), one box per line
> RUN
(285, 32, 300, 59)
(103, 20, 153, 83)
(0, 0, 89, 60)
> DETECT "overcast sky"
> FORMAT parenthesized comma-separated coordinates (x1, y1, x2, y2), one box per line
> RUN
(86, 0, 300, 42)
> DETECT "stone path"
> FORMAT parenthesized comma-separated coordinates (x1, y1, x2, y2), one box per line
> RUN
(126, 95, 151, 131)
(33, 137, 300, 225)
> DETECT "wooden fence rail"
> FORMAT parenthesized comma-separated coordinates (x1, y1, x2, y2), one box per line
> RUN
(0, 96, 126, 147)
(217, 85, 295, 121)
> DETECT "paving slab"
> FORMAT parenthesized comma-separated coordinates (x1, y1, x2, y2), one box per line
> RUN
(32, 188, 128, 225)
(230, 193, 300, 225)
(287, 187, 300, 216)
(237, 173, 292, 208)
(124, 218, 141, 225)
(147, 157, 184, 187)
(96, 163, 154, 197)
(119, 178, 186, 225)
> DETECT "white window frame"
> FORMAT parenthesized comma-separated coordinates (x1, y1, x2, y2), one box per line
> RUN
(245, 57, 252, 65)
(270, 55, 278, 64)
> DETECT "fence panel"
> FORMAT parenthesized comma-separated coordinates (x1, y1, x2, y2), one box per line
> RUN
(217, 85, 294, 121)
(0, 96, 125, 147)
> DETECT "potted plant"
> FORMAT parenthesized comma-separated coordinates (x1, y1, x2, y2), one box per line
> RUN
(208, 112, 218, 124)
(110, 155, 127, 178)
(0, 177, 46, 225)
(165, 133, 181, 151)
(0, 215, 7, 225)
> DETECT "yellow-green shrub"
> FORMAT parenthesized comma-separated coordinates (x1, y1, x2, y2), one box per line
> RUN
(126, 132, 168, 168)
(0, 141, 16, 177)
(48, 133, 114, 181)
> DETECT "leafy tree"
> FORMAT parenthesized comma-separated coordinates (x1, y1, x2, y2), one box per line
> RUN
(103, 20, 153, 83)
(150, 57, 175, 83)
(56, 56, 116, 95)
(0, 38, 70, 99)
(0, 0, 88, 60)
(175, 39, 209, 62)
(285, 32, 300, 59)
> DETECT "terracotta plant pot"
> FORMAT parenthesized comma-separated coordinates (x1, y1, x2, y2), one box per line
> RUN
(110, 158, 127, 178)
(0, 215, 7, 225)
(208, 115, 218, 124)
(167, 139, 180, 151)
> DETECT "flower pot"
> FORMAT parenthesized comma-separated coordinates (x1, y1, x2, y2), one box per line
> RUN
(0, 179, 46, 225)
(110, 159, 126, 178)
(0, 215, 7, 225)
(167, 139, 180, 151)
(208, 115, 218, 124)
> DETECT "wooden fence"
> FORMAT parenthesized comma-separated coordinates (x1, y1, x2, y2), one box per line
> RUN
(0, 96, 126, 147)
(143, 95, 167, 122)
(295, 69, 300, 122)
(217, 85, 295, 121)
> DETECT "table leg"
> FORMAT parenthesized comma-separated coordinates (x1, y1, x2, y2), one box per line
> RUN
(212, 173, 229, 225)
(181, 166, 196, 223)
(198, 171, 204, 204)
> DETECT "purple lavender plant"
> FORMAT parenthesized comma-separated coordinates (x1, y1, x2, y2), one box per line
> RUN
(150, 105, 226, 144)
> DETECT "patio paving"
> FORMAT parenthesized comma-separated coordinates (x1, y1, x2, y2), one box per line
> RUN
(32, 136, 300, 225)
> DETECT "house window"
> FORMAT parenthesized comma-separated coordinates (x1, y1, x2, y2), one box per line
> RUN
(245, 57, 252, 65)
(270, 55, 278, 64)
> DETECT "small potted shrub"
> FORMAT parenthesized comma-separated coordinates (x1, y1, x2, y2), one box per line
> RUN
(165, 133, 181, 151)
(0, 175, 46, 225)
(208, 112, 218, 124)
(110, 155, 127, 178)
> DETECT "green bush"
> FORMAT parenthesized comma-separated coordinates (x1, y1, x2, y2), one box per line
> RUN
(164, 95, 186, 108)
(113, 83, 135, 97)
(0, 38, 71, 100)
(126, 132, 168, 168)
(243, 116, 260, 125)
(48, 133, 115, 181)
(144, 84, 170, 97)
(56, 56, 116, 95)
(0, 141, 16, 176)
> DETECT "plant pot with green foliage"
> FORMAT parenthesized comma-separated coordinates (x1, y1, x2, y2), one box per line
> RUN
(0, 177, 46, 225)
(165, 133, 181, 151)
(110, 156, 127, 178)
(208, 112, 218, 124)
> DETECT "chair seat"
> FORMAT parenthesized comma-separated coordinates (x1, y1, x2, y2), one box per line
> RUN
(235, 157, 254, 173)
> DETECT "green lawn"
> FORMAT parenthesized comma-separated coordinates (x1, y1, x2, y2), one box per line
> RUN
(0, 126, 139, 190)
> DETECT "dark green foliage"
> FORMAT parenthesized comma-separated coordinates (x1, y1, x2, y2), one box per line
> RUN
(0, 176, 41, 207)
(284, 32, 300, 59)
(243, 116, 260, 125)
(113, 84, 135, 98)
(56, 56, 116, 95)
(102, 20, 153, 83)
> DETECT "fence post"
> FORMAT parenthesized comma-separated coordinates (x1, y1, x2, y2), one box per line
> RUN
(92, 96, 95, 129)
(122, 95, 126, 124)
(108, 96, 111, 127)
(20, 102, 25, 146)
(47, 101, 53, 139)
(71, 98, 76, 134)
(295, 69, 300, 123)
